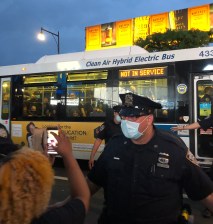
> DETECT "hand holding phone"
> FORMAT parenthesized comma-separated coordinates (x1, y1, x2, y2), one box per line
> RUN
(47, 128, 73, 158)
(47, 127, 59, 154)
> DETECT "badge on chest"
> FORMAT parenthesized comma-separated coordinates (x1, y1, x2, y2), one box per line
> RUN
(157, 152, 170, 168)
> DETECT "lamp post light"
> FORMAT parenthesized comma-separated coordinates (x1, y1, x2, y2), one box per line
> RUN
(37, 27, 60, 54)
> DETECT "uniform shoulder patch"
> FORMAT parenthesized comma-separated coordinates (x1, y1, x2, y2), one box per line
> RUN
(99, 124, 105, 132)
(186, 149, 199, 166)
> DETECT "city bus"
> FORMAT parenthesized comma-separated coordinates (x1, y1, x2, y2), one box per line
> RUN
(0, 45, 213, 167)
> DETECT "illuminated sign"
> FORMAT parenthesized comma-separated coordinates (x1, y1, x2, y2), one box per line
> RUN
(119, 67, 167, 78)
(85, 3, 212, 51)
(116, 19, 133, 47)
(134, 16, 150, 41)
(85, 25, 101, 51)
(188, 4, 210, 31)
(24, 75, 57, 84)
(150, 12, 169, 34)
(101, 22, 116, 47)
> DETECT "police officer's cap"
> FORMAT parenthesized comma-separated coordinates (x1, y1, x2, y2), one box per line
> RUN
(119, 93, 162, 117)
(113, 105, 122, 113)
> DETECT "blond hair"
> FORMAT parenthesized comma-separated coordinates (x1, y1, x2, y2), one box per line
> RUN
(0, 147, 54, 224)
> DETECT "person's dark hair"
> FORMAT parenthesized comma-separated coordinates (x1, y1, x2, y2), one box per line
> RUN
(26, 122, 35, 133)
(0, 123, 9, 138)
(0, 123, 19, 156)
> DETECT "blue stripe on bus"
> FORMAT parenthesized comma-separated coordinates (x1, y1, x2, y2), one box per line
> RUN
(154, 124, 189, 137)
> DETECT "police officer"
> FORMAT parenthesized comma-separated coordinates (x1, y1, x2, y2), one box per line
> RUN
(88, 105, 122, 170)
(87, 93, 213, 224)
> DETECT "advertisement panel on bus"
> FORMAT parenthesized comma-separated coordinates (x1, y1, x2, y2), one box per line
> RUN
(11, 121, 104, 160)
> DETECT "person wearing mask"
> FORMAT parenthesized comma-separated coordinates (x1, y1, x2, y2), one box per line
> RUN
(0, 129, 90, 224)
(88, 105, 122, 170)
(171, 115, 213, 218)
(87, 92, 213, 224)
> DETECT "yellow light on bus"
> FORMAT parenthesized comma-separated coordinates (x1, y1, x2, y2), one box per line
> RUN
(2, 83, 8, 88)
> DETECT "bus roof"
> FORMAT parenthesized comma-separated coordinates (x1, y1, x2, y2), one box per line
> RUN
(36, 46, 148, 64)
(0, 46, 213, 76)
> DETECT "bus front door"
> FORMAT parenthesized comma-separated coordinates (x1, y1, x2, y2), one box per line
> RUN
(0, 78, 11, 132)
(194, 75, 213, 166)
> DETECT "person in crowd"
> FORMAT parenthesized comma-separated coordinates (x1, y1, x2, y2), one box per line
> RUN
(0, 129, 90, 224)
(23, 103, 29, 116)
(171, 115, 213, 218)
(88, 105, 122, 170)
(200, 87, 213, 103)
(80, 99, 93, 117)
(171, 115, 213, 132)
(43, 97, 52, 117)
(71, 108, 80, 117)
(26, 122, 36, 148)
(26, 122, 47, 153)
(28, 105, 39, 117)
(0, 123, 19, 157)
(87, 92, 213, 224)
(79, 92, 94, 117)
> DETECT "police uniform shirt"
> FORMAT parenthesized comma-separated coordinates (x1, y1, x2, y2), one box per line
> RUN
(97, 119, 121, 144)
(88, 128, 213, 224)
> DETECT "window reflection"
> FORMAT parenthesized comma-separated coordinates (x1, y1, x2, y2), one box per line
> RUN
(66, 83, 108, 117)
(12, 71, 113, 120)
(119, 79, 175, 122)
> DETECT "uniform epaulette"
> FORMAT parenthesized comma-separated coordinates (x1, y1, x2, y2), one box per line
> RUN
(157, 129, 188, 151)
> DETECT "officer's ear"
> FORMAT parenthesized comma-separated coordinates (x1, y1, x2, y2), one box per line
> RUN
(147, 114, 154, 125)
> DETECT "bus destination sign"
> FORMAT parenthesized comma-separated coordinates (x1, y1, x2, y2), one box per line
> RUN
(119, 67, 167, 78)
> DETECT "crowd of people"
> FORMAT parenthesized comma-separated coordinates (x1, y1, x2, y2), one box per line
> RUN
(23, 91, 108, 119)
(0, 92, 213, 224)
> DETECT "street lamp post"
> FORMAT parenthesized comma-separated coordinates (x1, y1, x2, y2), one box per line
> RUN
(37, 27, 60, 54)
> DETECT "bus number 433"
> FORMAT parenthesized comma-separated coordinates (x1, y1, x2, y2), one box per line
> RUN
(199, 50, 213, 57)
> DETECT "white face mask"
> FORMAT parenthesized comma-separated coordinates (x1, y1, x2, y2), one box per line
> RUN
(121, 117, 149, 139)
(115, 114, 121, 123)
